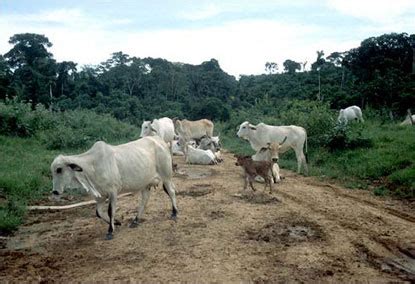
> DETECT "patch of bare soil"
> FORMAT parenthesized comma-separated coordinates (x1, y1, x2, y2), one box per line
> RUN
(1, 150, 415, 282)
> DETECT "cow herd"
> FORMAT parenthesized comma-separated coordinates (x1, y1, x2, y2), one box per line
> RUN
(50, 105, 411, 239)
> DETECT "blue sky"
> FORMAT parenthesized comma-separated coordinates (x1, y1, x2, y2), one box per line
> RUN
(1, 0, 414, 77)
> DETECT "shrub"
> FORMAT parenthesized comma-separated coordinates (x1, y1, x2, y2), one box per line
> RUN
(0, 99, 140, 149)
(324, 122, 373, 151)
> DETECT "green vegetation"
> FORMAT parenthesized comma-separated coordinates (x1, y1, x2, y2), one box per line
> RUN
(0, 32, 414, 233)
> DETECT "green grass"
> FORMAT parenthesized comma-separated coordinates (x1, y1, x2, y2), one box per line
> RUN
(218, 120, 415, 199)
(0, 136, 59, 233)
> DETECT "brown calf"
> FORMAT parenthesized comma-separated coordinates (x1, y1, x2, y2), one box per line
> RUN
(234, 155, 274, 193)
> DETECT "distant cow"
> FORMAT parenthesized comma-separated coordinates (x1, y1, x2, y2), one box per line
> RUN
(252, 138, 287, 183)
(185, 143, 217, 165)
(174, 119, 214, 152)
(140, 117, 175, 149)
(338, 106, 364, 124)
(400, 115, 415, 126)
(51, 136, 178, 240)
(235, 155, 274, 193)
(237, 121, 308, 175)
(198, 136, 223, 162)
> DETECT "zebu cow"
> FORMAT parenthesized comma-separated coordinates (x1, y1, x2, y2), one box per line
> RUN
(198, 135, 222, 162)
(51, 136, 178, 240)
(338, 106, 364, 124)
(400, 115, 415, 126)
(252, 138, 287, 183)
(140, 117, 175, 149)
(185, 144, 217, 165)
(237, 121, 308, 175)
(174, 119, 214, 152)
(235, 155, 274, 193)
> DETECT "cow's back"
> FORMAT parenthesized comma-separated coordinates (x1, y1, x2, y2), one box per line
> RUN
(256, 124, 306, 153)
(177, 119, 214, 139)
(153, 117, 175, 143)
(114, 136, 172, 191)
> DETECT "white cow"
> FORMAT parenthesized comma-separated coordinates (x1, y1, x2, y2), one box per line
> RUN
(198, 136, 222, 162)
(338, 106, 364, 124)
(237, 121, 308, 175)
(174, 119, 214, 152)
(51, 136, 178, 240)
(185, 144, 217, 165)
(198, 136, 221, 152)
(400, 115, 415, 126)
(252, 138, 287, 183)
(140, 117, 175, 148)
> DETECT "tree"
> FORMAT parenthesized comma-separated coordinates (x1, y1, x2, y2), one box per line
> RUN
(265, 62, 278, 74)
(4, 33, 57, 106)
(283, 59, 301, 73)
(0, 55, 12, 100)
(311, 50, 326, 71)
(343, 33, 414, 112)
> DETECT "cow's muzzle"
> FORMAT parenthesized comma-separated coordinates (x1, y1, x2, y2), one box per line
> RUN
(272, 158, 279, 163)
(52, 190, 60, 195)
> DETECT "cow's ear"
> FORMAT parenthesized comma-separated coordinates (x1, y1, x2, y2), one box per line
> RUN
(249, 126, 257, 130)
(259, 147, 268, 153)
(67, 163, 83, 172)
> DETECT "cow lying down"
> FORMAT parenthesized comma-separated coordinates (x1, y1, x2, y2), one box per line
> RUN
(235, 155, 274, 193)
(185, 143, 218, 165)
(51, 136, 178, 240)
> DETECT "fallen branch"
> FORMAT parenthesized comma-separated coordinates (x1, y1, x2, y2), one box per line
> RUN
(28, 192, 134, 211)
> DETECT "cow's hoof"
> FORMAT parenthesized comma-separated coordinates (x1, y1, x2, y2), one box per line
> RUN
(105, 233, 113, 240)
(171, 214, 177, 222)
(129, 221, 139, 228)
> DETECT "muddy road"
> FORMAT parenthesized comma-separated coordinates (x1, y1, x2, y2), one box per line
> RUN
(1, 151, 415, 282)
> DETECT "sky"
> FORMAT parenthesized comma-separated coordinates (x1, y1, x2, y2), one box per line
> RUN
(1, 0, 414, 78)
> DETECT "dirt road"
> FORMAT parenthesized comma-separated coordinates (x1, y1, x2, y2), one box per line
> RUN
(1, 151, 415, 282)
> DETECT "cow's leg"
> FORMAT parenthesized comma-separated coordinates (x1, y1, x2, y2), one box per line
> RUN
(130, 187, 151, 228)
(272, 163, 281, 183)
(265, 175, 273, 193)
(243, 174, 249, 190)
(96, 197, 121, 226)
(96, 197, 110, 223)
(295, 149, 308, 176)
(248, 176, 257, 191)
(106, 193, 117, 240)
(162, 181, 178, 221)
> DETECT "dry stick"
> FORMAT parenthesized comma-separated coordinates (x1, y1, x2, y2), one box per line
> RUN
(28, 192, 133, 211)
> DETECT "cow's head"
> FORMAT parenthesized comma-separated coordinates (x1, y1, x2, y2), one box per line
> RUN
(140, 121, 157, 137)
(51, 155, 101, 198)
(200, 136, 221, 152)
(337, 109, 346, 123)
(258, 137, 287, 163)
(237, 121, 256, 140)
(51, 155, 84, 195)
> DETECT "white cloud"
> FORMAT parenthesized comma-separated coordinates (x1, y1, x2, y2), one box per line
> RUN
(179, 3, 224, 21)
(327, 0, 415, 23)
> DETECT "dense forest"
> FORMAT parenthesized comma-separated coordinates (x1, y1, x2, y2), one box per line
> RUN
(1, 32, 414, 124)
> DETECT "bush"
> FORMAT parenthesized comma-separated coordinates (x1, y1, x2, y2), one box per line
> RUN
(324, 123, 373, 152)
(0, 99, 140, 149)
